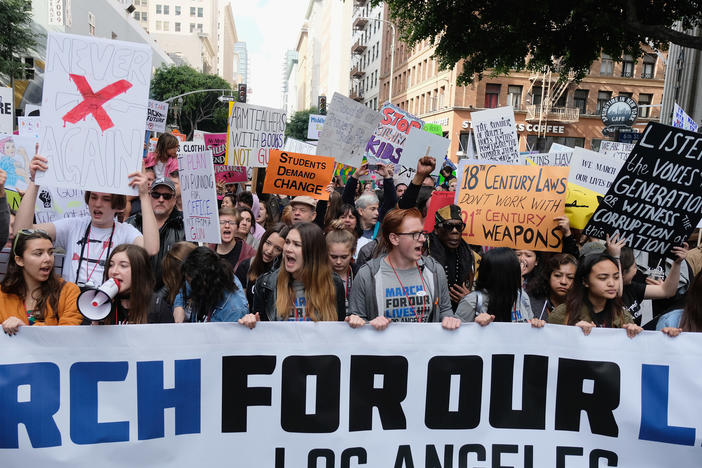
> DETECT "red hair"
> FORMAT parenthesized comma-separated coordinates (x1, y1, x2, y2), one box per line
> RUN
(381, 208, 422, 247)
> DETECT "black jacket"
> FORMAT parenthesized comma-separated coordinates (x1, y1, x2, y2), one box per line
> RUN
(149, 287, 175, 323)
(425, 233, 476, 310)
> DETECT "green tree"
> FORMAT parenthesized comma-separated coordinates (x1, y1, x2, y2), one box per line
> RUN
(382, 0, 702, 84)
(0, 0, 39, 83)
(285, 107, 318, 141)
(150, 65, 232, 138)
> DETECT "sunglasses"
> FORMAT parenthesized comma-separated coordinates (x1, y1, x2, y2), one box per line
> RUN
(150, 191, 174, 200)
(441, 222, 466, 232)
(13, 228, 50, 256)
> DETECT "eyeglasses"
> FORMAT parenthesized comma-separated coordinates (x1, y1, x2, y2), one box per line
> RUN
(441, 222, 466, 232)
(219, 219, 237, 226)
(150, 191, 174, 200)
(394, 231, 429, 241)
(13, 228, 50, 256)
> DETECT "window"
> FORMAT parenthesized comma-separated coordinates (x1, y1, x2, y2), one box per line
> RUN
(163, 21, 169, 31)
(573, 89, 589, 114)
(600, 54, 613, 76)
(175, 6, 181, 15)
(190, 23, 195, 33)
(88, 12, 95, 36)
(197, 23, 203, 33)
(642, 54, 656, 79)
(156, 20, 162, 31)
(484, 84, 500, 108)
(619, 92, 633, 98)
(190, 7, 196, 16)
(507, 85, 522, 109)
(163, 5, 169, 14)
(142, 12, 147, 21)
(596, 91, 612, 114)
(134, 11, 140, 20)
(591, 139, 603, 152)
(175, 22, 181, 32)
(198, 7, 203, 17)
(555, 92, 568, 108)
(639, 93, 653, 118)
(526, 136, 585, 153)
(532, 87, 542, 106)
(156, 4, 162, 14)
(621, 55, 634, 77)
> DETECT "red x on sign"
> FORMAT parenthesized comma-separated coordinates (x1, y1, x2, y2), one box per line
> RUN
(62, 74, 133, 132)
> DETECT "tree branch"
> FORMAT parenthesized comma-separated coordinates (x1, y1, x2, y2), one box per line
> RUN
(624, 0, 702, 49)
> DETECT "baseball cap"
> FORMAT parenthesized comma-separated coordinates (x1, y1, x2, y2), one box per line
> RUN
(290, 195, 317, 209)
(150, 177, 176, 192)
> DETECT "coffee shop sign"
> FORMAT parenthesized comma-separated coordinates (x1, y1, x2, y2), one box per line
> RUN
(461, 120, 566, 134)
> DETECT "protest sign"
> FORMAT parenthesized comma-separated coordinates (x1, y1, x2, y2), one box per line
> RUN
(36, 32, 152, 195)
(34, 187, 89, 223)
(283, 137, 317, 155)
(203, 133, 227, 164)
(193, 129, 206, 141)
(226, 102, 286, 167)
(401, 126, 451, 172)
(177, 150, 220, 244)
(306, 114, 325, 140)
(262, 149, 335, 200)
(455, 162, 568, 251)
(178, 141, 207, 156)
(214, 165, 247, 184)
(672, 103, 698, 132)
(145, 99, 168, 133)
(548, 142, 574, 154)
(0, 87, 13, 134)
(17, 117, 40, 136)
(599, 140, 634, 161)
(3, 323, 701, 468)
(584, 122, 702, 255)
(0, 134, 35, 192)
(423, 122, 443, 136)
(423, 190, 455, 233)
(470, 106, 520, 163)
(316, 92, 382, 168)
(365, 103, 423, 166)
(521, 152, 572, 166)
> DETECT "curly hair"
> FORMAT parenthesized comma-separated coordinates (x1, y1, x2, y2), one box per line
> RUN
(526, 253, 578, 300)
(181, 247, 237, 321)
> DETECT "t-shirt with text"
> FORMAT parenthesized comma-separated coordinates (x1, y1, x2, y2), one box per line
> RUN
(378, 261, 433, 323)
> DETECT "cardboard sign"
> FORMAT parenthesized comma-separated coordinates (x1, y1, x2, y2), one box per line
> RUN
(203, 133, 227, 164)
(18, 117, 41, 136)
(583, 122, 702, 255)
(455, 162, 568, 251)
(672, 103, 698, 132)
(145, 99, 168, 133)
(306, 114, 325, 140)
(34, 187, 89, 223)
(402, 127, 451, 171)
(470, 106, 520, 163)
(0, 134, 35, 191)
(599, 141, 634, 161)
(214, 165, 247, 184)
(262, 149, 335, 200)
(226, 102, 286, 167)
(423, 190, 455, 233)
(316, 92, 382, 168)
(521, 152, 572, 166)
(365, 103, 423, 166)
(0, 87, 13, 134)
(37, 32, 152, 195)
(177, 150, 220, 244)
(283, 137, 317, 155)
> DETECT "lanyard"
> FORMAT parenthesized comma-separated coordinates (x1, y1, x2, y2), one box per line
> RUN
(75, 221, 115, 284)
(388, 257, 430, 323)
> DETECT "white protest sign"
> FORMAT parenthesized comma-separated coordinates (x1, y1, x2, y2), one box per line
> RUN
(18, 117, 40, 136)
(34, 187, 89, 223)
(520, 152, 572, 166)
(177, 150, 220, 244)
(145, 99, 168, 133)
(0, 134, 35, 191)
(470, 106, 520, 163)
(193, 129, 206, 142)
(569, 147, 624, 193)
(401, 127, 451, 171)
(178, 141, 207, 156)
(36, 32, 152, 195)
(283, 137, 317, 155)
(0, 87, 13, 134)
(316, 92, 382, 167)
(306, 114, 325, 140)
(548, 142, 574, 154)
(226, 102, 286, 167)
(365, 103, 424, 167)
(599, 140, 634, 161)
(672, 103, 698, 132)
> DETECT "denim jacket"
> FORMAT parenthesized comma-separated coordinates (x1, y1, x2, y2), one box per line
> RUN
(175, 276, 249, 322)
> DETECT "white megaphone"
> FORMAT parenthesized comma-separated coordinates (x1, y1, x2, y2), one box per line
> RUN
(77, 278, 121, 321)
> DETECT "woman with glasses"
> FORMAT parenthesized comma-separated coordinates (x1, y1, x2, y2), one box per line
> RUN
(213, 207, 255, 271)
(1, 230, 82, 335)
(346, 208, 461, 331)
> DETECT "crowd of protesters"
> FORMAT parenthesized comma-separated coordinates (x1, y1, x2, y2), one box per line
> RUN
(1, 132, 701, 338)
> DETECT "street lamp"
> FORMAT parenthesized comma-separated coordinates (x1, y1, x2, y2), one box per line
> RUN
(357, 17, 396, 104)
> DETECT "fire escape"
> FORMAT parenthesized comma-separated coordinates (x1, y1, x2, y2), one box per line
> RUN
(525, 60, 580, 136)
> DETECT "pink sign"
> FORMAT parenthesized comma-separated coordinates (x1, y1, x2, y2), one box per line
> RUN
(204, 133, 227, 165)
(215, 164, 247, 184)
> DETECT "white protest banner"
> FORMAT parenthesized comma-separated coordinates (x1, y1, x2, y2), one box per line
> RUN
(316, 92, 382, 168)
(0, 134, 35, 191)
(568, 147, 624, 194)
(599, 140, 634, 161)
(36, 32, 152, 195)
(520, 152, 572, 166)
(145, 99, 168, 133)
(177, 150, 220, 243)
(18, 117, 41, 136)
(470, 106, 520, 163)
(283, 137, 317, 155)
(365, 103, 423, 166)
(0, 87, 13, 134)
(307, 114, 325, 140)
(2, 323, 702, 468)
(672, 103, 698, 132)
(226, 102, 286, 167)
(34, 187, 89, 223)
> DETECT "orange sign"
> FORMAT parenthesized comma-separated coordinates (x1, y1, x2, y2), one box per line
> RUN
(455, 163, 568, 251)
(262, 149, 335, 200)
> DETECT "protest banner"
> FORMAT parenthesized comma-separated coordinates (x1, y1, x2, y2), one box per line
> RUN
(177, 150, 220, 243)
(470, 106, 520, 163)
(2, 323, 701, 468)
(316, 92, 382, 168)
(262, 149, 335, 200)
(17, 117, 40, 136)
(365, 103, 423, 166)
(566, 147, 625, 229)
(306, 114, 325, 140)
(599, 140, 634, 161)
(584, 122, 702, 255)
(401, 126, 451, 172)
(423, 190, 455, 232)
(0, 87, 13, 134)
(203, 133, 227, 164)
(521, 152, 572, 166)
(36, 32, 152, 195)
(145, 99, 168, 133)
(283, 137, 317, 155)
(672, 103, 698, 132)
(0, 134, 35, 192)
(226, 102, 286, 167)
(455, 162, 568, 251)
(34, 187, 89, 223)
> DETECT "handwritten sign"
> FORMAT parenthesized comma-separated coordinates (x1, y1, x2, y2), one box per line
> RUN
(18, 117, 40, 136)
(307, 114, 325, 140)
(284, 137, 317, 155)
(204, 133, 227, 164)
(424, 123, 443, 136)
(0, 88, 13, 134)
(179, 141, 207, 156)
(262, 149, 335, 200)
(402, 127, 451, 171)
(672, 103, 698, 132)
(316, 92, 382, 168)
(0, 134, 35, 191)
(521, 152, 572, 166)
(584, 122, 702, 255)
(470, 106, 520, 163)
(214, 165, 247, 184)
(177, 150, 220, 243)
(34, 187, 89, 223)
(145, 99, 168, 133)
(365, 103, 423, 166)
(599, 141, 634, 161)
(226, 102, 286, 167)
(37, 32, 151, 195)
(455, 162, 568, 251)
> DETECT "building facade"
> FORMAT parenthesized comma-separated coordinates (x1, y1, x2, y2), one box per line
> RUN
(233, 42, 248, 85)
(349, 0, 386, 110)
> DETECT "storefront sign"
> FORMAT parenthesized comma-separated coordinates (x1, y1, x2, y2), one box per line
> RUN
(462, 121, 567, 135)
(601, 97, 638, 127)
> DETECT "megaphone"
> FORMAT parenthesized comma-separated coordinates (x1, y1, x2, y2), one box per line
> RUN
(77, 278, 121, 321)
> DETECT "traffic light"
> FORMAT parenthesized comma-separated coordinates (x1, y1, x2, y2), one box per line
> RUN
(238, 83, 247, 103)
(318, 95, 327, 115)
